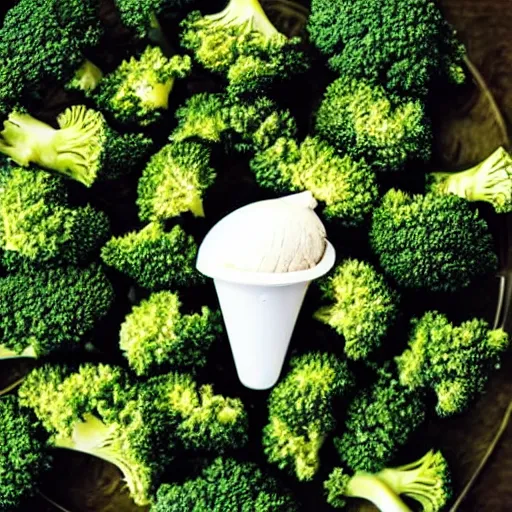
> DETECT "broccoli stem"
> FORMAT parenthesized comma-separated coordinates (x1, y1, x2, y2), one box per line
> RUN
(346, 473, 412, 512)
(53, 414, 152, 506)
(0, 344, 37, 360)
(188, 193, 205, 217)
(71, 59, 104, 92)
(134, 79, 175, 110)
(148, 12, 174, 56)
(0, 377, 27, 396)
(429, 147, 512, 213)
(206, 0, 279, 38)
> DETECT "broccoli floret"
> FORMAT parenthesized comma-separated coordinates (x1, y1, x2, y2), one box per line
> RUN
(0, 264, 114, 359)
(114, 0, 195, 40)
(314, 259, 399, 360)
(18, 363, 166, 506)
(334, 365, 427, 473)
(101, 222, 204, 290)
(119, 290, 223, 376)
(152, 457, 299, 512)
(0, 106, 154, 187)
(137, 141, 216, 221)
(250, 136, 379, 225)
(0, 168, 109, 269)
(370, 189, 498, 292)
(141, 372, 249, 453)
(396, 311, 509, 417)
(0, 395, 52, 512)
(427, 147, 512, 213)
(171, 92, 297, 152)
(0, 0, 103, 112)
(325, 450, 451, 512)
(93, 47, 192, 126)
(315, 77, 432, 172)
(263, 352, 355, 480)
(180, 0, 309, 96)
(307, 0, 465, 98)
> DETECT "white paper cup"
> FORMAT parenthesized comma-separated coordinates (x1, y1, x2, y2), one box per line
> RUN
(197, 242, 336, 389)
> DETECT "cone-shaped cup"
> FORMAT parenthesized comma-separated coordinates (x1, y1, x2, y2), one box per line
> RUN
(197, 242, 336, 390)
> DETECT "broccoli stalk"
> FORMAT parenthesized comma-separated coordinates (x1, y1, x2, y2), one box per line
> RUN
(67, 59, 104, 92)
(427, 147, 512, 213)
(0, 345, 36, 360)
(325, 450, 451, 512)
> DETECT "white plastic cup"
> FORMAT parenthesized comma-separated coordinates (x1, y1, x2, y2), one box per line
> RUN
(197, 242, 336, 390)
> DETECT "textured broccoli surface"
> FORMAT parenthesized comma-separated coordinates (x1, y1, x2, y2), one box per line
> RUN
(152, 457, 299, 512)
(119, 290, 222, 376)
(315, 76, 432, 172)
(250, 136, 379, 225)
(101, 222, 204, 290)
(93, 46, 192, 126)
(180, 0, 309, 96)
(263, 352, 355, 480)
(314, 259, 399, 360)
(396, 311, 509, 417)
(334, 366, 427, 473)
(0, 264, 114, 357)
(0, 167, 109, 269)
(307, 0, 465, 98)
(370, 189, 498, 292)
(137, 141, 216, 221)
(0, 395, 51, 512)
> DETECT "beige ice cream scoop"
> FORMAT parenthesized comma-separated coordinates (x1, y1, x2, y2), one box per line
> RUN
(206, 191, 327, 273)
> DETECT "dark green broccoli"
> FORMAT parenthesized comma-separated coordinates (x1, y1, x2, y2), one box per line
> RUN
(314, 259, 399, 360)
(170, 92, 297, 152)
(152, 457, 299, 511)
(119, 290, 223, 376)
(0, 395, 52, 512)
(325, 450, 452, 512)
(314, 76, 432, 172)
(0, 264, 114, 359)
(0, 106, 154, 187)
(101, 222, 204, 290)
(137, 141, 216, 221)
(334, 365, 427, 473)
(0, 0, 103, 112)
(93, 46, 192, 126)
(370, 189, 498, 292)
(19, 364, 248, 506)
(427, 146, 512, 213)
(0, 167, 109, 270)
(263, 352, 355, 480)
(180, 0, 309, 96)
(396, 311, 509, 417)
(250, 136, 379, 225)
(307, 0, 465, 98)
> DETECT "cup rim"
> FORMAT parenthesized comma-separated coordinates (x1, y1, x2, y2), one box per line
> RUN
(196, 241, 336, 286)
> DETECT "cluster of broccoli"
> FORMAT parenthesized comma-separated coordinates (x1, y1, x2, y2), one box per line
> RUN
(0, 0, 510, 511)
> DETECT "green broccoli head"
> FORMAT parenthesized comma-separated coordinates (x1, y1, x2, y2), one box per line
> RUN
(307, 0, 465, 98)
(314, 259, 399, 360)
(0, 264, 114, 357)
(171, 92, 297, 152)
(0, 167, 110, 269)
(140, 372, 249, 453)
(137, 141, 216, 221)
(250, 136, 379, 225)
(263, 352, 355, 480)
(427, 146, 512, 214)
(119, 290, 222, 376)
(0, 0, 102, 110)
(152, 457, 299, 512)
(19, 363, 168, 506)
(334, 365, 427, 473)
(0, 106, 153, 187)
(370, 189, 498, 292)
(315, 77, 432, 171)
(101, 222, 204, 290)
(94, 46, 192, 126)
(180, 0, 309, 96)
(396, 311, 509, 417)
(0, 395, 52, 512)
